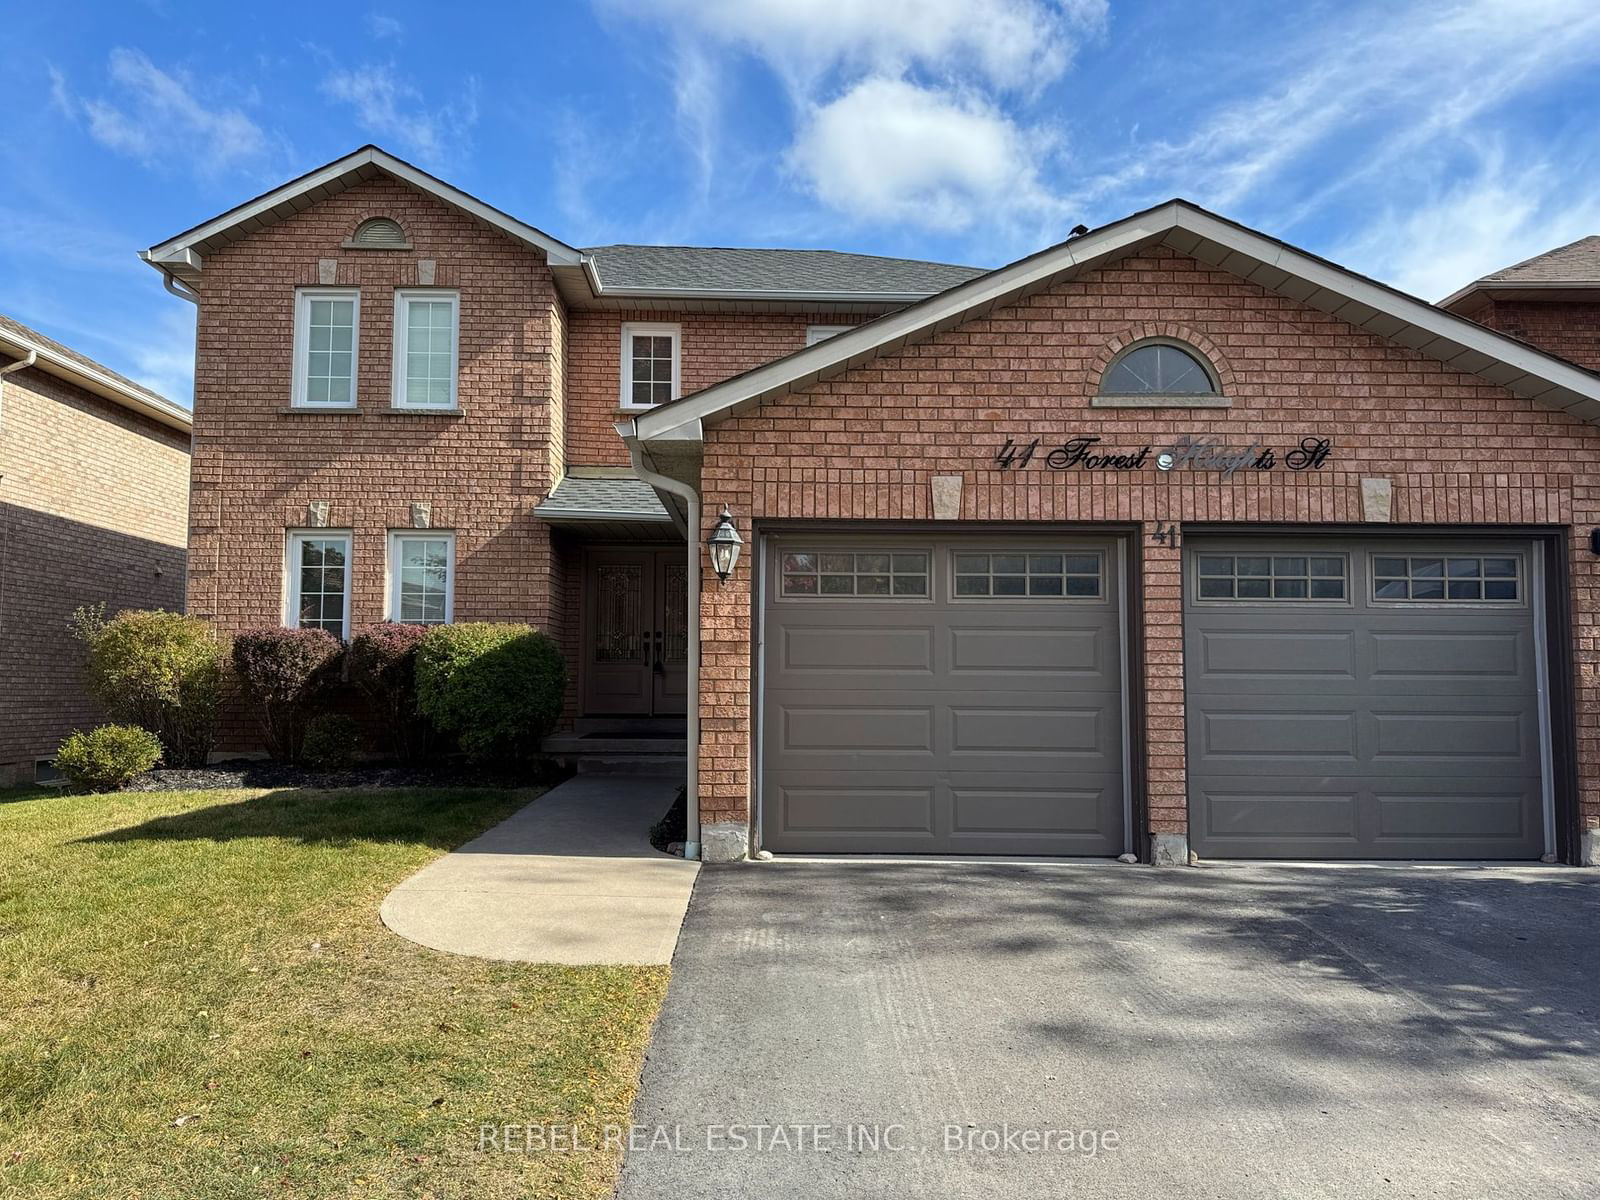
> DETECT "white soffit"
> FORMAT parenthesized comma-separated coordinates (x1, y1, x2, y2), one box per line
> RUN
(628, 200, 1600, 444)
(141, 146, 584, 278)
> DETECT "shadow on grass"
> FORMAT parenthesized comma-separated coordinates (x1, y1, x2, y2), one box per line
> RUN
(79, 786, 535, 851)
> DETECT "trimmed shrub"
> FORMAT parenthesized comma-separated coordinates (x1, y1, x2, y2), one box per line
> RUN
(69, 606, 226, 767)
(231, 627, 343, 761)
(301, 713, 360, 770)
(348, 623, 433, 760)
(415, 623, 566, 762)
(55, 725, 163, 792)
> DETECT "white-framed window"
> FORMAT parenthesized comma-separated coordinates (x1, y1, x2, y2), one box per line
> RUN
(286, 530, 352, 639)
(387, 531, 455, 624)
(392, 289, 460, 409)
(620, 322, 680, 409)
(1195, 553, 1348, 602)
(952, 550, 1103, 599)
(779, 549, 930, 599)
(292, 289, 360, 408)
(805, 324, 854, 346)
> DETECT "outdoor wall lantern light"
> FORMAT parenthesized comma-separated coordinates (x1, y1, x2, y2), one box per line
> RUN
(707, 506, 744, 582)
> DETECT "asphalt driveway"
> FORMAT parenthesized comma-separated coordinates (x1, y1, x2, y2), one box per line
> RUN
(616, 861, 1600, 1199)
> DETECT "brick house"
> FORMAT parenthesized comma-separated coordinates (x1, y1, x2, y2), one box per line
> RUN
(144, 146, 1600, 866)
(0, 314, 191, 785)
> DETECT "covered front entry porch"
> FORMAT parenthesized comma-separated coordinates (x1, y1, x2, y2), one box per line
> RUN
(537, 467, 691, 775)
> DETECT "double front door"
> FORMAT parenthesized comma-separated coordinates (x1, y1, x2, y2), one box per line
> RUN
(584, 548, 688, 716)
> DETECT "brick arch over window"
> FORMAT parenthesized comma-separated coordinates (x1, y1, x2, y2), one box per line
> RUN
(1089, 324, 1235, 404)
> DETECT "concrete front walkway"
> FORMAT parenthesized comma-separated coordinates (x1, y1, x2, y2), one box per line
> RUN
(380, 774, 696, 965)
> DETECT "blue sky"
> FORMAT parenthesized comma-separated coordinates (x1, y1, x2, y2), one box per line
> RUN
(7, 0, 1600, 406)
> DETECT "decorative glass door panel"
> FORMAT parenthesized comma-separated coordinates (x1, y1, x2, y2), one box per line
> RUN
(594, 565, 645, 663)
(584, 549, 689, 717)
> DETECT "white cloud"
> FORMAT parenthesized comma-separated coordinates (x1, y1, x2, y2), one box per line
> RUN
(620, 0, 1105, 93)
(366, 13, 404, 39)
(63, 49, 267, 171)
(124, 306, 199, 406)
(607, 0, 1103, 234)
(1072, 0, 1600, 221)
(321, 65, 477, 165)
(788, 77, 1059, 231)
(1331, 148, 1600, 301)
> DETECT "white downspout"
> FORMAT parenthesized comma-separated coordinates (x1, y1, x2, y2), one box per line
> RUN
(624, 437, 702, 861)
(0, 346, 38, 437)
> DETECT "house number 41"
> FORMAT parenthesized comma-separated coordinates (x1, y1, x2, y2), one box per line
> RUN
(1152, 521, 1180, 548)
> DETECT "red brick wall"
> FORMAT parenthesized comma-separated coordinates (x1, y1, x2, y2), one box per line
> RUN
(1471, 299, 1600, 372)
(566, 311, 868, 465)
(186, 178, 561, 749)
(698, 248, 1600, 844)
(0, 366, 189, 780)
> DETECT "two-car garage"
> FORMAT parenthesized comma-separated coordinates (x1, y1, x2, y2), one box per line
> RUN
(756, 529, 1553, 862)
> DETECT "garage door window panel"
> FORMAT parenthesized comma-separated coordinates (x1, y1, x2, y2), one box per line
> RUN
(1373, 555, 1521, 603)
(1196, 554, 1347, 601)
(953, 552, 1101, 599)
(781, 551, 928, 598)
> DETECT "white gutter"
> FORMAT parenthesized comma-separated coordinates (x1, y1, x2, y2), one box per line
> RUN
(622, 432, 702, 860)
(0, 328, 189, 433)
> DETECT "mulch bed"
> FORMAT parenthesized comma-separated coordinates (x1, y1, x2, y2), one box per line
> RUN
(128, 758, 566, 792)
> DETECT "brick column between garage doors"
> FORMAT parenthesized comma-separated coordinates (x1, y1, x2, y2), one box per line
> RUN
(1142, 529, 1190, 864)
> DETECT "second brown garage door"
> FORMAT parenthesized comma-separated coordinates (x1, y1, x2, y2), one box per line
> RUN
(1184, 537, 1549, 860)
(759, 532, 1126, 855)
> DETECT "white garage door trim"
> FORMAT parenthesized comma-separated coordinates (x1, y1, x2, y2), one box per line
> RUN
(751, 527, 1136, 858)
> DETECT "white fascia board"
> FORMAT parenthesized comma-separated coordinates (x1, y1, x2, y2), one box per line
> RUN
(143, 146, 583, 270)
(632, 199, 1600, 446)
(1173, 207, 1600, 404)
(0, 328, 191, 432)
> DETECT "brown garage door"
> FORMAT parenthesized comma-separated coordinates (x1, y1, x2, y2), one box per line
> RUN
(760, 533, 1126, 855)
(1184, 537, 1549, 860)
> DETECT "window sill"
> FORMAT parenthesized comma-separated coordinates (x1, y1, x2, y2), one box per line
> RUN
(280, 406, 359, 415)
(379, 407, 465, 417)
(617, 403, 670, 414)
(1090, 394, 1231, 408)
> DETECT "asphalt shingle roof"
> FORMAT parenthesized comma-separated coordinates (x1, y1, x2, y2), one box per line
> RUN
(1476, 235, 1600, 285)
(0, 311, 174, 409)
(536, 475, 670, 521)
(583, 244, 986, 296)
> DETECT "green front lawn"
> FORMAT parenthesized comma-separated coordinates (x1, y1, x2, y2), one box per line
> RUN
(0, 785, 669, 1199)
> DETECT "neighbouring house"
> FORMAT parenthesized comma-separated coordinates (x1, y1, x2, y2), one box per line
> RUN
(0, 314, 191, 786)
(143, 146, 1600, 866)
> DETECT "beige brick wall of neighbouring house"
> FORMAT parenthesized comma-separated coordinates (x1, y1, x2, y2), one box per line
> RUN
(0, 366, 189, 782)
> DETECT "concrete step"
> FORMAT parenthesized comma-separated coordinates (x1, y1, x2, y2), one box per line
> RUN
(576, 754, 687, 776)
(573, 716, 687, 736)
(544, 733, 688, 756)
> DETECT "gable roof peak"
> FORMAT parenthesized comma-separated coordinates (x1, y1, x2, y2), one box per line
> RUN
(141, 144, 584, 280)
(623, 197, 1600, 452)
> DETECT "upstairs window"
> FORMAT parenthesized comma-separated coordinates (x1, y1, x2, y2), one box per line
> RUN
(292, 289, 359, 408)
(392, 290, 459, 409)
(287, 531, 351, 638)
(621, 322, 680, 409)
(1099, 339, 1219, 399)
